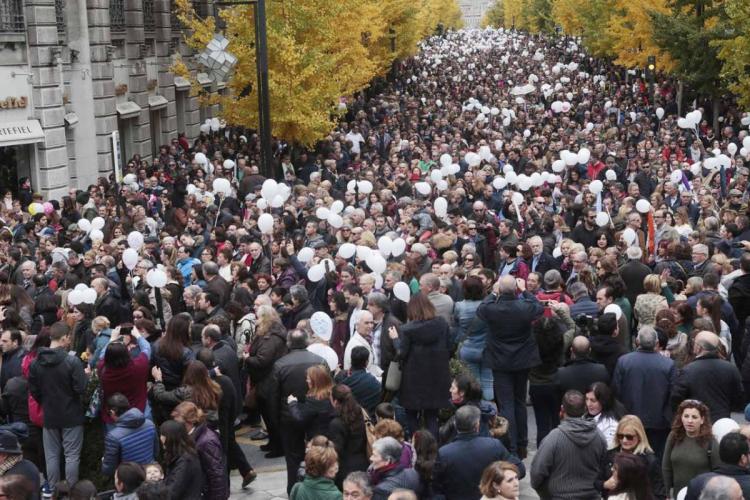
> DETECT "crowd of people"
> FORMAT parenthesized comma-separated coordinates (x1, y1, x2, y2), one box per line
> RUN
(0, 26, 749, 500)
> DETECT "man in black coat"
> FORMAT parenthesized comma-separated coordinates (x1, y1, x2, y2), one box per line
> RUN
(287, 285, 315, 328)
(557, 336, 609, 395)
(589, 313, 627, 377)
(685, 432, 750, 500)
(528, 236, 558, 276)
(0, 429, 40, 496)
(267, 329, 326, 493)
(28, 322, 87, 487)
(477, 275, 544, 457)
(203, 262, 231, 306)
(728, 254, 750, 351)
(671, 331, 743, 422)
(0, 330, 26, 391)
(618, 246, 651, 309)
(93, 278, 123, 328)
(434, 405, 525, 500)
(201, 325, 242, 409)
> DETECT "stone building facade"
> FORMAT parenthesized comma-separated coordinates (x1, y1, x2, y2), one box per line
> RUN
(0, 0, 222, 199)
(459, 0, 494, 29)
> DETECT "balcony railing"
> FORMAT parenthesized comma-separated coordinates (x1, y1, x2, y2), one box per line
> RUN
(0, 0, 25, 33)
(143, 0, 155, 30)
(110, 0, 125, 32)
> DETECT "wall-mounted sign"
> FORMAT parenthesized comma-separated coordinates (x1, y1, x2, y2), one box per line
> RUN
(0, 97, 28, 109)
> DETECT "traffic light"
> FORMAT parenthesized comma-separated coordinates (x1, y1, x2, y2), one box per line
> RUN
(647, 56, 656, 72)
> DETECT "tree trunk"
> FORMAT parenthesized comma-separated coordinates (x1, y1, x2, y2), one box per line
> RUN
(712, 96, 721, 135)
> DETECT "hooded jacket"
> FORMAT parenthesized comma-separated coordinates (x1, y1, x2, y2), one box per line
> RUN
(101, 408, 158, 475)
(27, 347, 86, 429)
(530, 417, 606, 499)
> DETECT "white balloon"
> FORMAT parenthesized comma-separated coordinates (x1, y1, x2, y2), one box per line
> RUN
(744, 136, 750, 150)
(415, 182, 432, 196)
(194, 152, 208, 166)
(307, 264, 326, 282)
(676, 488, 687, 500)
(434, 197, 448, 217)
(366, 253, 387, 274)
(393, 282, 411, 303)
(212, 178, 232, 196)
(605, 169, 617, 181)
(74, 283, 88, 292)
(492, 177, 508, 190)
(146, 268, 167, 288)
(589, 180, 603, 195)
(330, 200, 344, 214)
(518, 178, 532, 191)
(595, 212, 609, 227)
(741, 148, 749, 157)
(551, 160, 566, 173)
(327, 213, 344, 228)
(77, 218, 91, 233)
(297, 247, 315, 263)
(728, 143, 738, 156)
(391, 238, 407, 257)
(356, 246, 372, 261)
(223, 159, 235, 170)
(564, 151, 578, 166)
(436, 179, 448, 191)
(260, 179, 278, 201)
(465, 152, 481, 167)
(82, 288, 97, 304)
(577, 148, 591, 164)
(357, 180, 373, 194)
(430, 170, 443, 183)
(258, 213, 274, 234)
(68, 290, 84, 306)
(127, 231, 144, 250)
(91, 217, 105, 230)
(552, 247, 562, 258)
(670, 170, 683, 184)
(623, 227, 637, 246)
(656, 107, 665, 120)
(512, 192, 524, 206)
(440, 153, 452, 167)
(338, 243, 356, 259)
(378, 236, 393, 256)
(270, 194, 285, 208)
(603, 303, 622, 320)
(677, 118, 690, 129)
(712, 418, 740, 445)
(636, 199, 651, 214)
(316, 207, 330, 220)
(122, 248, 139, 270)
(256, 198, 268, 210)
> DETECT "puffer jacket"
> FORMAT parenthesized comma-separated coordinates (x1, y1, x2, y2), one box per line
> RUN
(101, 408, 158, 475)
(193, 424, 228, 500)
(245, 322, 287, 398)
(165, 451, 204, 500)
(151, 341, 195, 390)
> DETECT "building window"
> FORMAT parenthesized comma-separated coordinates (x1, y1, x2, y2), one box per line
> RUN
(55, 0, 65, 33)
(143, 0, 155, 31)
(110, 0, 125, 32)
(192, 1, 209, 18)
(0, 0, 25, 33)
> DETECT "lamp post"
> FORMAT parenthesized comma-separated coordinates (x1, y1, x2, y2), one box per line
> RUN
(202, 0, 273, 180)
(646, 55, 656, 106)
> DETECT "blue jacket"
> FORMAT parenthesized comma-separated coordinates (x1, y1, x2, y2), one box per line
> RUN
(453, 300, 486, 356)
(569, 297, 599, 320)
(89, 329, 112, 369)
(477, 292, 544, 371)
(177, 257, 201, 287)
(612, 349, 675, 429)
(434, 432, 525, 500)
(101, 408, 159, 475)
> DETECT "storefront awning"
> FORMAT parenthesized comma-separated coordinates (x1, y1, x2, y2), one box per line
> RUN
(116, 101, 142, 119)
(0, 120, 45, 146)
(148, 95, 168, 110)
(174, 76, 191, 91)
(64, 112, 79, 128)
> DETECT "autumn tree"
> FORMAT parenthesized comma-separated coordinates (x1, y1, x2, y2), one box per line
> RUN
(550, 0, 616, 57)
(713, 0, 750, 108)
(607, 0, 674, 71)
(173, 0, 461, 146)
(481, 0, 504, 28)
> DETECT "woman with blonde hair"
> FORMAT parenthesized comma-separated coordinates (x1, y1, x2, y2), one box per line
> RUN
(479, 461, 520, 500)
(634, 274, 670, 328)
(600, 415, 666, 499)
(287, 365, 335, 440)
(88, 315, 112, 368)
(244, 304, 287, 457)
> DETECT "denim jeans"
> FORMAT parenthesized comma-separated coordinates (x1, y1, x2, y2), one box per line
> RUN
(493, 369, 529, 454)
(529, 383, 560, 446)
(43, 426, 83, 487)
(462, 356, 495, 402)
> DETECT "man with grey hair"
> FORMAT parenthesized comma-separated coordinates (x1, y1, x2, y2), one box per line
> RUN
(612, 326, 675, 457)
(698, 476, 743, 500)
(434, 405, 524, 499)
(366, 292, 400, 378)
(203, 261, 230, 305)
(269, 328, 325, 492)
(691, 243, 711, 278)
(671, 331, 743, 422)
(288, 285, 315, 327)
(383, 270, 407, 323)
(419, 273, 453, 326)
(92, 277, 123, 327)
(565, 251, 590, 287)
(370, 437, 420, 499)
(478, 275, 543, 457)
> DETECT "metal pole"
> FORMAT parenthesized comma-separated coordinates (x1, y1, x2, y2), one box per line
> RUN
(254, 0, 273, 180)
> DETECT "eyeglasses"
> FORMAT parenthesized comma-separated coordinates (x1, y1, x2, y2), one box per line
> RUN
(616, 433, 636, 441)
(464, 257, 474, 262)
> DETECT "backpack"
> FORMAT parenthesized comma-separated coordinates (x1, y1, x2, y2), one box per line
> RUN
(362, 408, 376, 457)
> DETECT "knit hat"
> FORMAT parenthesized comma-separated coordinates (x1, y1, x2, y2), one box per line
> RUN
(411, 243, 428, 256)
(0, 431, 21, 454)
(310, 312, 332, 342)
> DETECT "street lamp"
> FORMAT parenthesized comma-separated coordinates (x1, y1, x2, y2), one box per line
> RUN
(198, 0, 273, 180)
(646, 55, 656, 105)
(388, 25, 396, 53)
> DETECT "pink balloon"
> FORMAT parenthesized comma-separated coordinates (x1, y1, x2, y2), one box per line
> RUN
(43, 202, 54, 215)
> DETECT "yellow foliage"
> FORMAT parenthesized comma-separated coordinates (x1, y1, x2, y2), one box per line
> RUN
(174, 0, 458, 146)
(607, 0, 675, 71)
(503, 0, 526, 29)
(714, 0, 750, 108)
(481, 1, 504, 28)
(551, 0, 584, 35)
